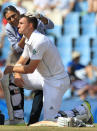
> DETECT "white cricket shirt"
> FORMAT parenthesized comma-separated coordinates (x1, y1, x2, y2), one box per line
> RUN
(22, 30, 68, 80)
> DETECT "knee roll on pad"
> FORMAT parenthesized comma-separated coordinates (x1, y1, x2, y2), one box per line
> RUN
(9, 83, 23, 111)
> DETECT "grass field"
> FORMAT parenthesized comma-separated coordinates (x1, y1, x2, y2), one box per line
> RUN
(0, 124, 97, 131)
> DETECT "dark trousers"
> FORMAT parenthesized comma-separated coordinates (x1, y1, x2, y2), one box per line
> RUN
(27, 90, 43, 125)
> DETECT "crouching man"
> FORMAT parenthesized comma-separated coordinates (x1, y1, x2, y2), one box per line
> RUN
(4, 13, 70, 120)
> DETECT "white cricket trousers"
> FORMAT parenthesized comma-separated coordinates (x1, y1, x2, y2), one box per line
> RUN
(43, 75, 70, 120)
(22, 70, 43, 91)
(22, 72, 70, 120)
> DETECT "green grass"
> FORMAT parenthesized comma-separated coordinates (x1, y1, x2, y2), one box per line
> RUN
(0, 124, 97, 131)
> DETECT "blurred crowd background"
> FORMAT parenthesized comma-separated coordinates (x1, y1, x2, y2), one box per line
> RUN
(0, 0, 97, 123)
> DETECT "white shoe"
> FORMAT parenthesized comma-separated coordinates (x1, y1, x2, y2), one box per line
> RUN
(57, 117, 86, 127)
(4, 118, 25, 125)
(57, 117, 74, 127)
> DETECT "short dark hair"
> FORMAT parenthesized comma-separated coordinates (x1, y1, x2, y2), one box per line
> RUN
(3, 5, 18, 18)
(20, 14, 38, 29)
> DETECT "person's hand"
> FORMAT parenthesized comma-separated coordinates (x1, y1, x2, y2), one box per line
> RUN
(34, 13, 43, 19)
(4, 66, 13, 74)
(33, 12, 48, 24)
(14, 73, 24, 88)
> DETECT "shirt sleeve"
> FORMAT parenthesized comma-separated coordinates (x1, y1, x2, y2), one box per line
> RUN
(38, 19, 54, 31)
(30, 41, 48, 60)
(6, 29, 23, 53)
(43, 18, 54, 29)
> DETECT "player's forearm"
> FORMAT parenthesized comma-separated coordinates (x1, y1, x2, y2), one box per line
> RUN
(4, 65, 32, 74)
(13, 72, 22, 78)
(18, 37, 25, 49)
(13, 65, 34, 74)
(13, 65, 26, 74)
(15, 55, 28, 66)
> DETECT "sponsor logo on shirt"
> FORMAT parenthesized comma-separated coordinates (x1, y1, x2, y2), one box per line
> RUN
(33, 49, 37, 55)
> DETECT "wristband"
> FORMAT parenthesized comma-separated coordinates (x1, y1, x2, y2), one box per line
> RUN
(15, 64, 22, 66)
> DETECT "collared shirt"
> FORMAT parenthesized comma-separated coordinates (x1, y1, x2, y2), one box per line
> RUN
(22, 30, 67, 79)
(6, 18, 54, 53)
(37, 19, 54, 34)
